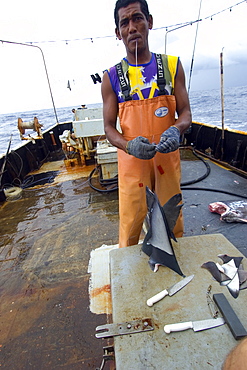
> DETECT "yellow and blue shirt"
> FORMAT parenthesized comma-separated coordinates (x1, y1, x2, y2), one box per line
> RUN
(108, 53, 179, 103)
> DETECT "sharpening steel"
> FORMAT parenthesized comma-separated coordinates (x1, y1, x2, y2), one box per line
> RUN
(213, 293, 247, 340)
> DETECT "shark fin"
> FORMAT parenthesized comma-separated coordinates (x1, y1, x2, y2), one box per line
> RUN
(142, 187, 183, 276)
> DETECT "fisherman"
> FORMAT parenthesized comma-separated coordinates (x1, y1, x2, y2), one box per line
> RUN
(101, 0, 192, 248)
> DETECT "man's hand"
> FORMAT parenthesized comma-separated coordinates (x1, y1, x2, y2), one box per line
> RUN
(155, 126, 180, 153)
(126, 136, 156, 160)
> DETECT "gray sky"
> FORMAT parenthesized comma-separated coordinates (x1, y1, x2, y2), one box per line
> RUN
(1, 0, 247, 114)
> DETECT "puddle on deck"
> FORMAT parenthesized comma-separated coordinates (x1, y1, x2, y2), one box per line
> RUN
(0, 160, 118, 369)
(1, 152, 246, 368)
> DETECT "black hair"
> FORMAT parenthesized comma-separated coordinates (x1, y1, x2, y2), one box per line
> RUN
(114, 0, 150, 29)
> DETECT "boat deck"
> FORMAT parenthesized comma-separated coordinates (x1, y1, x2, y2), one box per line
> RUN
(0, 162, 119, 369)
(181, 149, 247, 256)
(0, 150, 246, 369)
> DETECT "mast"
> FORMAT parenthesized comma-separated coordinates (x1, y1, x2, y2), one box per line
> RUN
(220, 48, 225, 160)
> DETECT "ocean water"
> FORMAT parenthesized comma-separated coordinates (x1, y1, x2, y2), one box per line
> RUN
(0, 85, 246, 156)
(189, 85, 247, 132)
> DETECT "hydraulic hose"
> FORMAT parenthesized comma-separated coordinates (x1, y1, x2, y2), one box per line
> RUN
(88, 148, 246, 199)
(181, 186, 247, 199)
(181, 148, 211, 186)
(89, 165, 118, 193)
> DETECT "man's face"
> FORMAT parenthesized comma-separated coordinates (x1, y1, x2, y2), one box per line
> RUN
(115, 2, 153, 56)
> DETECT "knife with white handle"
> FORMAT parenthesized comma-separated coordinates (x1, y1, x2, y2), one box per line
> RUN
(146, 274, 194, 307)
(164, 317, 225, 333)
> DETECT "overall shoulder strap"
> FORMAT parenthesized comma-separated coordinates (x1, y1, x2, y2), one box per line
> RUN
(155, 53, 167, 95)
(155, 53, 175, 95)
(115, 60, 132, 101)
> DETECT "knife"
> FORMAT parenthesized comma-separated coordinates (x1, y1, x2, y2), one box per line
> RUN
(164, 317, 225, 333)
(146, 274, 194, 307)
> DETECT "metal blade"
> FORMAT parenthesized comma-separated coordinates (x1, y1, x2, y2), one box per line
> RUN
(95, 318, 154, 338)
(168, 274, 194, 296)
(193, 317, 225, 332)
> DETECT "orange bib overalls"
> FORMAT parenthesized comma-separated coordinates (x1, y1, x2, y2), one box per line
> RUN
(115, 54, 183, 247)
(118, 95, 183, 248)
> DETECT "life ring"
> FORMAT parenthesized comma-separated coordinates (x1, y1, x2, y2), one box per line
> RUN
(4, 187, 22, 200)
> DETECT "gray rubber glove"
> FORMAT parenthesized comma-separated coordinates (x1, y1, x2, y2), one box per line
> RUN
(126, 136, 156, 160)
(155, 126, 180, 153)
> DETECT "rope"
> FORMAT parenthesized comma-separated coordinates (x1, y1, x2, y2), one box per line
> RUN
(1, 1, 244, 46)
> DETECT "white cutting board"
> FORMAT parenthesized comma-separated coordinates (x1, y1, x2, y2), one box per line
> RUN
(110, 234, 247, 370)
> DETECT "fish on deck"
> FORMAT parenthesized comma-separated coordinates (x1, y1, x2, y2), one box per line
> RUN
(209, 200, 247, 223)
(142, 187, 184, 276)
(201, 254, 247, 298)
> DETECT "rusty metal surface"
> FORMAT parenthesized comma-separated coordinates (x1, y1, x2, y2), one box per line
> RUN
(0, 162, 119, 369)
(110, 234, 247, 370)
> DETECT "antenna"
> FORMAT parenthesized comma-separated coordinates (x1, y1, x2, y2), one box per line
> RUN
(188, 0, 203, 94)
